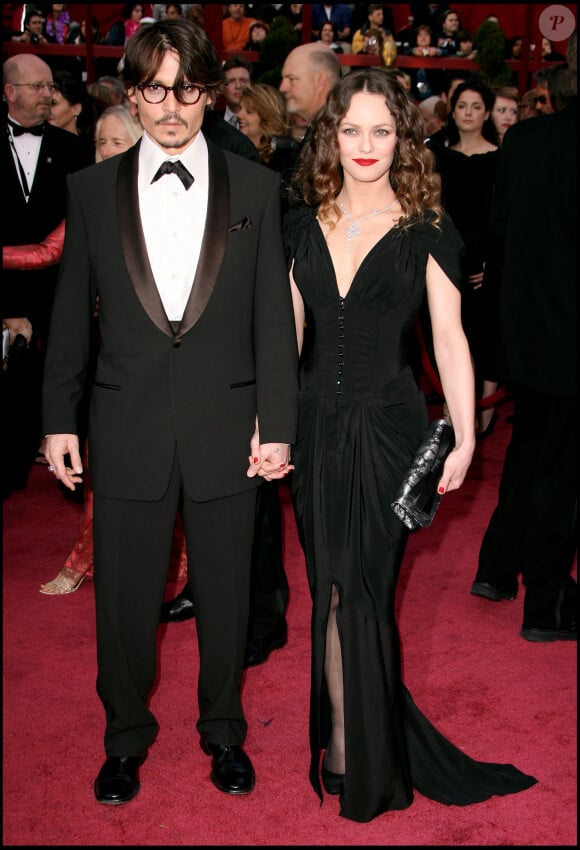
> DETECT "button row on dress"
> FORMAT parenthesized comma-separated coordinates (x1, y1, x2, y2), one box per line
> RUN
(336, 297, 345, 395)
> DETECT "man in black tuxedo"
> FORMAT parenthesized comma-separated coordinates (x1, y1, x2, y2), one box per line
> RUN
(2, 54, 93, 495)
(159, 105, 290, 673)
(159, 47, 335, 667)
(471, 32, 577, 643)
(43, 19, 298, 805)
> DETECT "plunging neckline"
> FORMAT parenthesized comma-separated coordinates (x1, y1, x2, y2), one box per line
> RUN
(315, 217, 397, 301)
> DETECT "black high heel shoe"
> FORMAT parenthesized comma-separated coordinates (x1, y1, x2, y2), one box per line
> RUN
(477, 409, 498, 441)
(321, 760, 345, 795)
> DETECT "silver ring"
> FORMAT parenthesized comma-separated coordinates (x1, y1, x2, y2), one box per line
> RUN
(47, 466, 55, 472)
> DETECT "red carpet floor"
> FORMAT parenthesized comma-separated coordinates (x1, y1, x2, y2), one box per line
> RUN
(2, 402, 577, 846)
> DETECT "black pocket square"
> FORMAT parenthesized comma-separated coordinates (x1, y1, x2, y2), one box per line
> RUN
(228, 216, 253, 232)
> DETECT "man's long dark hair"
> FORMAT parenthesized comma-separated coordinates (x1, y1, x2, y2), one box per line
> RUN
(122, 19, 223, 93)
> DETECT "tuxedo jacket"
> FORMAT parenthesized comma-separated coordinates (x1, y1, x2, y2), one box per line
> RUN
(202, 109, 259, 163)
(42, 138, 299, 501)
(1, 121, 93, 335)
(493, 106, 576, 398)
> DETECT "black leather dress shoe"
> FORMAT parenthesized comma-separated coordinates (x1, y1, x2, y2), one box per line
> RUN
(521, 623, 577, 642)
(201, 741, 256, 794)
(244, 622, 287, 668)
(159, 586, 195, 623)
(321, 761, 345, 795)
(470, 580, 518, 602)
(94, 756, 143, 805)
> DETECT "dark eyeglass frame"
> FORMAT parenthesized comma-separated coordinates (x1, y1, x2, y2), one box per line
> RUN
(136, 83, 207, 104)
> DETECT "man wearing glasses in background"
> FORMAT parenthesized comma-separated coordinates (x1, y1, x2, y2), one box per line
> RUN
(42, 19, 298, 805)
(2, 54, 92, 496)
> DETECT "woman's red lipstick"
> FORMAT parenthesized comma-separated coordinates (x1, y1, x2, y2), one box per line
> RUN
(354, 158, 378, 166)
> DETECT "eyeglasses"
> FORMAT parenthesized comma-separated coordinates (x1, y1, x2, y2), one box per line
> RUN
(136, 83, 206, 104)
(11, 81, 57, 93)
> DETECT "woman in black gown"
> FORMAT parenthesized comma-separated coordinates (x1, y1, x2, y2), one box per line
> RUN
(430, 79, 500, 437)
(284, 68, 536, 823)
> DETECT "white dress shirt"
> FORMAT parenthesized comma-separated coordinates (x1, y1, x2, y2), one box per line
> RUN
(224, 105, 239, 129)
(7, 119, 43, 201)
(138, 131, 209, 322)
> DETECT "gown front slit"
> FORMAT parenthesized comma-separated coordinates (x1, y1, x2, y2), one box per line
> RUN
(285, 206, 537, 823)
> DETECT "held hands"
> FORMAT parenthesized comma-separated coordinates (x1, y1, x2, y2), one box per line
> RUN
(246, 422, 294, 481)
(45, 434, 84, 491)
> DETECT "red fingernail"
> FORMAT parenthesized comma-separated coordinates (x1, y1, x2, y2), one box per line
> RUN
(279, 463, 285, 468)
(253, 457, 259, 464)
(438, 486, 445, 494)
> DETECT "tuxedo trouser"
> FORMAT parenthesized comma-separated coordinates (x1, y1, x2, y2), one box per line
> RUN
(178, 480, 289, 636)
(93, 449, 256, 756)
(477, 388, 577, 628)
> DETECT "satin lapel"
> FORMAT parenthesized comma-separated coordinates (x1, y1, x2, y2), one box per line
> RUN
(117, 141, 174, 338)
(176, 143, 229, 339)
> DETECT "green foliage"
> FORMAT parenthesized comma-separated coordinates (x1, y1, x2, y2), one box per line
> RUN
(254, 15, 299, 87)
(473, 20, 511, 88)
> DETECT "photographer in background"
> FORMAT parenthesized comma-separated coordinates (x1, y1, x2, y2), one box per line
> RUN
(11, 9, 48, 44)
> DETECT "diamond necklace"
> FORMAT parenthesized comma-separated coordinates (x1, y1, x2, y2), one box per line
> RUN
(338, 200, 398, 252)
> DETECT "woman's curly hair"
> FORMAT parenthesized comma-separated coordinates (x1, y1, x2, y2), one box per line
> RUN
(292, 68, 442, 231)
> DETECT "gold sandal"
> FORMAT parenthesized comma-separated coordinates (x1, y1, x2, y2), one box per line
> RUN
(39, 568, 87, 595)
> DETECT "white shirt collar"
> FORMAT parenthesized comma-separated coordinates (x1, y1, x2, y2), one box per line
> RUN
(139, 129, 208, 189)
(223, 105, 238, 124)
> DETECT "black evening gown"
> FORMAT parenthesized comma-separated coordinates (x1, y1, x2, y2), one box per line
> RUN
(432, 147, 500, 385)
(284, 206, 537, 823)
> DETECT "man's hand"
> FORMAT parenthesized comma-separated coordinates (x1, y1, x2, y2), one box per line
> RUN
(246, 419, 294, 480)
(247, 438, 293, 482)
(3, 317, 32, 345)
(247, 442, 293, 480)
(45, 434, 83, 491)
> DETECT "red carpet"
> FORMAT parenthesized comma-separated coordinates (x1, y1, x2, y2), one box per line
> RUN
(3, 402, 577, 846)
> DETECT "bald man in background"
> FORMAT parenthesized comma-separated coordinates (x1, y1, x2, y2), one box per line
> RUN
(279, 42, 341, 137)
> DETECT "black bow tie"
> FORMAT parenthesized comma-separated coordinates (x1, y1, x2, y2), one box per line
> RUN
(8, 119, 45, 137)
(151, 160, 194, 190)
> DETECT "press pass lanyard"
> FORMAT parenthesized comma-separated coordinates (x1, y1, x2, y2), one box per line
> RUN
(7, 127, 33, 202)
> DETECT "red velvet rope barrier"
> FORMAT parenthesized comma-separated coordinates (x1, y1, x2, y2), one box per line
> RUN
(416, 320, 510, 411)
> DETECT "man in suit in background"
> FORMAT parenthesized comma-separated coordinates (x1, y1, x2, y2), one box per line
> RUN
(213, 56, 253, 129)
(43, 19, 298, 804)
(2, 54, 93, 496)
(471, 32, 577, 643)
(279, 41, 341, 146)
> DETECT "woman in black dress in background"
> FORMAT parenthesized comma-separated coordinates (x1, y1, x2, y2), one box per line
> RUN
(430, 79, 500, 437)
(284, 68, 536, 823)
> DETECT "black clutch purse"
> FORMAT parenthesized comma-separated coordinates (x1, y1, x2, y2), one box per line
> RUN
(391, 419, 455, 531)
